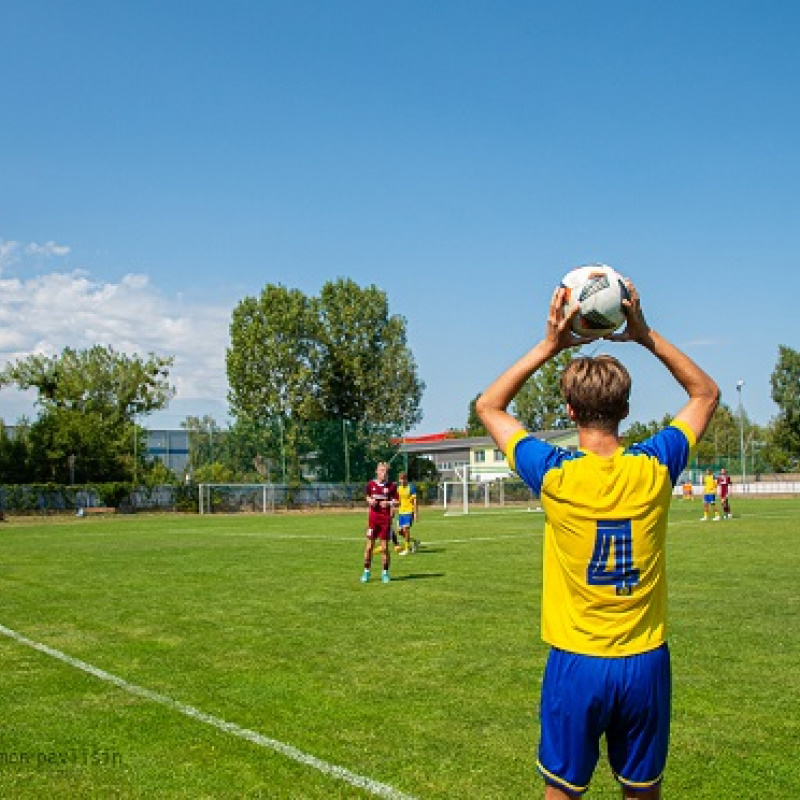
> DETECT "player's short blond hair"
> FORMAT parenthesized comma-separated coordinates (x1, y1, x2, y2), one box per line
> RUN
(561, 355, 631, 432)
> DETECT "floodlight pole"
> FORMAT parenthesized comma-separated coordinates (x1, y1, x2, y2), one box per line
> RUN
(736, 380, 746, 492)
(343, 419, 350, 485)
(133, 418, 138, 487)
(279, 417, 287, 484)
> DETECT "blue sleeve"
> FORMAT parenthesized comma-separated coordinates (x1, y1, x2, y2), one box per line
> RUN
(513, 435, 577, 497)
(626, 425, 691, 486)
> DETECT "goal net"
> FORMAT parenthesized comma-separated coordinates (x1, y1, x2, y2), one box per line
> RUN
(440, 466, 539, 515)
(198, 483, 276, 515)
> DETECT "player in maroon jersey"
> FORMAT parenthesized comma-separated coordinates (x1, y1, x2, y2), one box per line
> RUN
(361, 461, 399, 583)
(716, 467, 733, 518)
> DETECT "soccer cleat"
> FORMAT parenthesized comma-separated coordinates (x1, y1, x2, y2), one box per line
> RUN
(713, 515, 720, 521)
(399, 549, 409, 556)
(700, 516, 707, 521)
(382, 570, 390, 583)
(361, 570, 370, 583)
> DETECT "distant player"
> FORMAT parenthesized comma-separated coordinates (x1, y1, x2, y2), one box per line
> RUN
(716, 467, 733, 518)
(362, 462, 398, 583)
(702, 468, 720, 521)
(396, 472, 420, 554)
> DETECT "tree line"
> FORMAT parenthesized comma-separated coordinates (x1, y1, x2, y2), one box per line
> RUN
(0, 279, 425, 486)
(2, 275, 799, 486)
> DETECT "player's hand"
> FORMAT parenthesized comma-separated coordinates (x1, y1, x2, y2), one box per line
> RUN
(605, 279, 650, 344)
(546, 286, 593, 352)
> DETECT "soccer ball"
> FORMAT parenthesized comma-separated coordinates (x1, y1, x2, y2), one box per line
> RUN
(560, 264, 630, 338)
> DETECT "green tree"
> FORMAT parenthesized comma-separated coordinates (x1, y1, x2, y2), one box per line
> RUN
(621, 419, 662, 447)
(226, 285, 320, 481)
(313, 279, 424, 480)
(317, 279, 422, 432)
(1, 346, 174, 482)
(0, 418, 33, 483)
(768, 345, 800, 469)
(226, 279, 424, 481)
(143, 459, 177, 487)
(227, 286, 320, 424)
(694, 403, 744, 467)
(512, 351, 574, 431)
(225, 417, 281, 482)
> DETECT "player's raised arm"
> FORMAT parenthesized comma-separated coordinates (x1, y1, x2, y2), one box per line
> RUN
(477, 286, 587, 452)
(608, 281, 720, 441)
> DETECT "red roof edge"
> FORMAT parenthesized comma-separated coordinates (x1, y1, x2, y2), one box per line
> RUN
(392, 431, 461, 444)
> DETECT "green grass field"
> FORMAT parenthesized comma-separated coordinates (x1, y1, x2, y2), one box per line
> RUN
(1, 499, 799, 798)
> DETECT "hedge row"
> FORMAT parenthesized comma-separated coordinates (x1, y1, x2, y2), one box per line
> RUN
(0, 483, 197, 514)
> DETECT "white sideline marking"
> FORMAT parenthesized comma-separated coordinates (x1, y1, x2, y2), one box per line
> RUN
(0, 623, 416, 800)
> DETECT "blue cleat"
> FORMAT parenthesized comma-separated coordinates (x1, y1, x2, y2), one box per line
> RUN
(361, 569, 370, 583)
(382, 570, 390, 583)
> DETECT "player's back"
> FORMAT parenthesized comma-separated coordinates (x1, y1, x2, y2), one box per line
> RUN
(508, 422, 694, 656)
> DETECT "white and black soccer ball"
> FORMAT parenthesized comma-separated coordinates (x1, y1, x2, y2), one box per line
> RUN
(560, 264, 630, 338)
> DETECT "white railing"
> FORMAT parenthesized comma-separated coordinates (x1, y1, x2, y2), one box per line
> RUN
(674, 481, 800, 497)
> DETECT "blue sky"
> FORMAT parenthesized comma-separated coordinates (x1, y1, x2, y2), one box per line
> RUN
(1, 1, 798, 436)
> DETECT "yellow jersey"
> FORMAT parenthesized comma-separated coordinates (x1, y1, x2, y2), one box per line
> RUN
(507, 421, 695, 657)
(397, 483, 417, 514)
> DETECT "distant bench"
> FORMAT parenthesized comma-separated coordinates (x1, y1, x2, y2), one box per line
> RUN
(77, 507, 116, 516)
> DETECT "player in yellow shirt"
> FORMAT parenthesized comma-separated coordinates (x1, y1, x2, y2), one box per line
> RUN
(477, 278, 718, 799)
(701, 468, 720, 521)
(396, 472, 419, 554)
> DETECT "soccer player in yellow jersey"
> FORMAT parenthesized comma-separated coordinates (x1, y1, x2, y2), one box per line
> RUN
(477, 278, 718, 799)
(396, 472, 419, 554)
(701, 468, 720, 521)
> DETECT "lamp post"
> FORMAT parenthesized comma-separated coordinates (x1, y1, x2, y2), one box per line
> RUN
(207, 418, 215, 466)
(342, 419, 350, 485)
(736, 380, 745, 492)
(132, 419, 138, 487)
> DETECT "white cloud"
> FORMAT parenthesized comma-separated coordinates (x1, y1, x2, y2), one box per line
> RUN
(0, 254, 233, 425)
(25, 241, 71, 258)
(1, 238, 72, 270)
(0, 240, 20, 268)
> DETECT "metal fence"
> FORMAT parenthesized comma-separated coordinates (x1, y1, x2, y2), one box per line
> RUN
(2, 475, 799, 516)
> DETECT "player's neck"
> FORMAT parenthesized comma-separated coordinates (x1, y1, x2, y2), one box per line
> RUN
(577, 426, 621, 458)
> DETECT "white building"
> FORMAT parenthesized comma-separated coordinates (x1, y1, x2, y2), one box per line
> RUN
(397, 429, 580, 481)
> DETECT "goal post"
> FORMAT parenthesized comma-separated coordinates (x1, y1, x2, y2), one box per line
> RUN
(198, 483, 276, 514)
(451, 464, 469, 515)
(441, 473, 539, 515)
